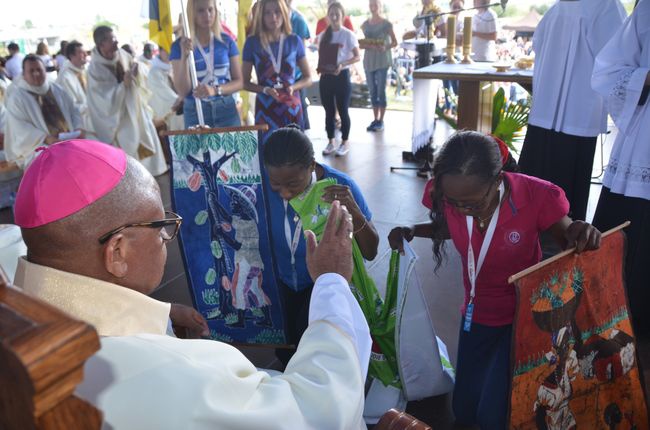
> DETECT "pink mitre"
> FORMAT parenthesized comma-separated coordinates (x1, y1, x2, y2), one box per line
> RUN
(14, 140, 127, 228)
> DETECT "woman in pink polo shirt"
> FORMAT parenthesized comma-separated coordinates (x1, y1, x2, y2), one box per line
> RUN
(389, 131, 601, 429)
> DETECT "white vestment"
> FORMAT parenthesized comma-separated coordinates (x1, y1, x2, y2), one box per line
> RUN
(146, 56, 184, 131)
(136, 58, 152, 95)
(0, 78, 8, 133)
(592, 1, 650, 199)
(0, 103, 5, 135)
(56, 60, 94, 135)
(5, 53, 24, 80)
(87, 47, 167, 176)
(529, 0, 626, 137)
(4, 79, 82, 168)
(13, 257, 370, 430)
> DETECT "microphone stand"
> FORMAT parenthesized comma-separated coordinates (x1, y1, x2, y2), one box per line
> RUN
(416, 1, 506, 22)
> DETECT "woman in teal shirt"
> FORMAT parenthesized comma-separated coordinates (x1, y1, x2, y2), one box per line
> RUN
(360, 0, 397, 132)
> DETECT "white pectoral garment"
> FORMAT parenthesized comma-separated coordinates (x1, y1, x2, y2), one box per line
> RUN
(4, 80, 82, 168)
(13, 257, 171, 336)
(529, 0, 626, 137)
(592, 1, 650, 199)
(146, 57, 184, 131)
(13, 257, 370, 430)
(87, 47, 167, 176)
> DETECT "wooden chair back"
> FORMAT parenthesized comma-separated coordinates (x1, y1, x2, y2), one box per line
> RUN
(0, 266, 102, 429)
(376, 408, 432, 430)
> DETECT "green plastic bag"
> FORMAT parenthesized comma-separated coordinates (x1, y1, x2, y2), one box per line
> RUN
(290, 179, 401, 388)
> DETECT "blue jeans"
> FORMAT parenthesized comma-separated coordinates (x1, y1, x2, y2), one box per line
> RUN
(366, 68, 388, 108)
(183, 95, 241, 128)
(452, 319, 511, 429)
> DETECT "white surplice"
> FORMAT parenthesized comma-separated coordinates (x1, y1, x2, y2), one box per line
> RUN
(56, 60, 94, 136)
(530, 0, 626, 137)
(146, 56, 184, 131)
(14, 257, 370, 430)
(87, 47, 167, 176)
(4, 79, 82, 168)
(592, 0, 650, 199)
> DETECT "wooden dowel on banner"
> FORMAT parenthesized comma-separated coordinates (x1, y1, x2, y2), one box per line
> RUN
(180, 0, 205, 126)
(507, 221, 631, 284)
(162, 124, 269, 136)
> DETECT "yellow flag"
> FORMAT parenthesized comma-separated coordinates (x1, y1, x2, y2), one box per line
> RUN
(149, 0, 173, 53)
(238, 0, 253, 123)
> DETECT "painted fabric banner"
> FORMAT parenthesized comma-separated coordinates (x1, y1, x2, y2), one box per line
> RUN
(509, 230, 648, 429)
(169, 129, 286, 345)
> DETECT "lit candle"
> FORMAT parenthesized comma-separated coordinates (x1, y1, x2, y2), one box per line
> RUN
(463, 16, 472, 48)
(447, 15, 456, 48)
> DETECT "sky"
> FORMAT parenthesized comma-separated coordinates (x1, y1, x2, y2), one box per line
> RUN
(0, 0, 636, 49)
(0, 0, 558, 30)
(0, 0, 188, 50)
(0, 0, 150, 28)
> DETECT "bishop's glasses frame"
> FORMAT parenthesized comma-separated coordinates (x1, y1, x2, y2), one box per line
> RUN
(98, 211, 183, 244)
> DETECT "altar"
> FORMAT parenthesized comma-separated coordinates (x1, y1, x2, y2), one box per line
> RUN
(411, 61, 533, 152)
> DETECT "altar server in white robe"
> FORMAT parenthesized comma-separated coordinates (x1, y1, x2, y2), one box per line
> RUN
(518, 0, 626, 221)
(4, 55, 83, 168)
(591, 0, 650, 337)
(471, 0, 498, 62)
(146, 48, 184, 131)
(12, 139, 370, 430)
(56, 41, 94, 136)
(87, 26, 167, 176)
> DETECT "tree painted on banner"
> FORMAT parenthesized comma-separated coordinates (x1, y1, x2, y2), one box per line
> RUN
(173, 132, 258, 319)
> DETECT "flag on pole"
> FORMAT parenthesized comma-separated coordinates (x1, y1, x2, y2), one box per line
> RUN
(149, 0, 173, 53)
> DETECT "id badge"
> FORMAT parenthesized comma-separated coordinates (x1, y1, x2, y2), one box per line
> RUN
(274, 78, 283, 89)
(463, 303, 474, 332)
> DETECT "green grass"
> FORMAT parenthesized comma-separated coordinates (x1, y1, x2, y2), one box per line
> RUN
(386, 88, 414, 112)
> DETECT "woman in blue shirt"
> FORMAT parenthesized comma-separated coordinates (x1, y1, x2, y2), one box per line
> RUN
(170, 0, 243, 128)
(263, 125, 378, 365)
(242, 0, 312, 144)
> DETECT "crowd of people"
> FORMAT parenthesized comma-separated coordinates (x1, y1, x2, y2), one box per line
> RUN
(0, 0, 518, 164)
(1, 0, 649, 428)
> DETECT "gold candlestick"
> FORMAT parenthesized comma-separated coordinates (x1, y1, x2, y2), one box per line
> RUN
(462, 16, 473, 64)
(445, 15, 457, 64)
(445, 46, 458, 64)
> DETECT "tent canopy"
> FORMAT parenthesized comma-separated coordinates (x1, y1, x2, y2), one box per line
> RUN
(502, 10, 542, 33)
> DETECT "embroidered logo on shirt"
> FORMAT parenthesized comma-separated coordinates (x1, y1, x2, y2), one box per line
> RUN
(508, 231, 521, 244)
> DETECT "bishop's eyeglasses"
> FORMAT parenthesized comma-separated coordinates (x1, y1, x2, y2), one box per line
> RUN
(98, 211, 183, 244)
